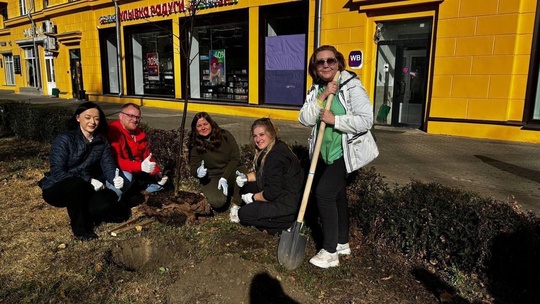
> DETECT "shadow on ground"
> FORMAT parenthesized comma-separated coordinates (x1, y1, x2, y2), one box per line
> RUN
(486, 225, 540, 303)
(249, 272, 299, 304)
(475, 155, 540, 183)
(412, 268, 469, 304)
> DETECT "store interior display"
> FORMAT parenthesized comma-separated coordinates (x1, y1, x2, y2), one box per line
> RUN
(194, 21, 248, 102)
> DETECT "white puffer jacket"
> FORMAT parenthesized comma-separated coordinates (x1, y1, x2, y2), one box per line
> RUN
(298, 70, 373, 173)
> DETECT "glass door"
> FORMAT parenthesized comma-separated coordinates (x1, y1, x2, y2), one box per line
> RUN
(394, 48, 427, 128)
(374, 44, 396, 125)
(70, 49, 85, 100)
(44, 52, 56, 95)
(23, 47, 39, 88)
(372, 18, 432, 130)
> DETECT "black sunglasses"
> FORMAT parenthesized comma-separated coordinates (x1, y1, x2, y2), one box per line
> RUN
(315, 58, 338, 67)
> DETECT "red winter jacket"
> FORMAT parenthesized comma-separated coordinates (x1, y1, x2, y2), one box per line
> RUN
(105, 120, 160, 175)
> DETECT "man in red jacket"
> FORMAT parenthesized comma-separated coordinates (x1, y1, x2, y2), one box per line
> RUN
(106, 103, 168, 199)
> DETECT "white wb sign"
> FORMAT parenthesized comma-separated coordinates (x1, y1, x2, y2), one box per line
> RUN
(348, 50, 363, 69)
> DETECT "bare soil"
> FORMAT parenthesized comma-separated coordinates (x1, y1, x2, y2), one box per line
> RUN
(0, 137, 439, 303)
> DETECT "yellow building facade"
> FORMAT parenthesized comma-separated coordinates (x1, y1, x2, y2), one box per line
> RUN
(0, 0, 538, 143)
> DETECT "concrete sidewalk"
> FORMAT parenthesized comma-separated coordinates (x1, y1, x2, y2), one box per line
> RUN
(3, 92, 540, 214)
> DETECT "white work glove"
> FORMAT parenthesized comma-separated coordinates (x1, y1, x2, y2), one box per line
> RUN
(230, 205, 240, 223)
(196, 160, 207, 178)
(113, 169, 124, 189)
(217, 177, 228, 196)
(158, 175, 168, 186)
(235, 170, 247, 187)
(241, 193, 254, 204)
(90, 178, 104, 191)
(141, 153, 156, 173)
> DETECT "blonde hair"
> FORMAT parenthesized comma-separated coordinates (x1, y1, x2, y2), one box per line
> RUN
(251, 118, 278, 175)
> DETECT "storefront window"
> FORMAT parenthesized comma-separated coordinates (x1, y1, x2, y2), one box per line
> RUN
(525, 6, 540, 125)
(260, 2, 308, 106)
(185, 12, 248, 102)
(125, 21, 174, 97)
(99, 30, 120, 94)
(3, 54, 15, 85)
(534, 70, 540, 120)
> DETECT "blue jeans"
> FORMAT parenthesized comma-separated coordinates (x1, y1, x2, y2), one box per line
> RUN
(105, 171, 163, 200)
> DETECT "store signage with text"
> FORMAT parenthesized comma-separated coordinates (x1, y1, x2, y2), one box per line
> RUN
(147, 53, 160, 81)
(348, 50, 363, 69)
(99, 0, 239, 25)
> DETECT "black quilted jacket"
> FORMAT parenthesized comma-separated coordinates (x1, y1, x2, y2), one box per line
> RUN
(39, 128, 118, 190)
(254, 140, 304, 217)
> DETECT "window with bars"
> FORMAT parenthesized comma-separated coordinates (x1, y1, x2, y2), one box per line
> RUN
(3, 54, 15, 85)
(19, 0, 27, 16)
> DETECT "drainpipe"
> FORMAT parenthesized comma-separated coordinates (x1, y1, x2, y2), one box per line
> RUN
(314, 0, 322, 50)
(113, 0, 123, 96)
(27, 0, 42, 90)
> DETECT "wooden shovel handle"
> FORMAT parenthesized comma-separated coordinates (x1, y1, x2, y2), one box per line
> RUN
(110, 218, 156, 236)
(296, 71, 340, 223)
(108, 216, 141, 234)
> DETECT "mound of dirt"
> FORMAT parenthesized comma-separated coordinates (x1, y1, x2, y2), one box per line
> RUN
(136, 190, 211, 226)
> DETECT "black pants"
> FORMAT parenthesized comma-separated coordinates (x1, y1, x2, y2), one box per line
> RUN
(238, 202, 296, 235)
(42, 177, 120, 236)
(314, 157, 349, 253)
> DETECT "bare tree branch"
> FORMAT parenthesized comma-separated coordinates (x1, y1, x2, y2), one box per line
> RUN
(174, 0, 203, 195)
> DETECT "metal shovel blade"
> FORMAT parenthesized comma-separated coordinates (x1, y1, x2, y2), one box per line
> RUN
(277, 221, 307, 270)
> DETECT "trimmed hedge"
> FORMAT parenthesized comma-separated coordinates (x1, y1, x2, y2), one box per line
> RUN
(0, 100, 72, 142)
(348, 170, 540, 303)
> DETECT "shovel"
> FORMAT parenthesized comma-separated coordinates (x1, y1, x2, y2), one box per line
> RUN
(278, 72, 340, 270)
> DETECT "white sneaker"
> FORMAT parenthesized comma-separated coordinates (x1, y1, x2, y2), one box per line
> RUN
(230, 205, 240, 223)
(336, 243, 351, 255)
(309, 249, 339, 268)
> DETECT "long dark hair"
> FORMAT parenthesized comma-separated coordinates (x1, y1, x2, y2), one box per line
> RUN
(308, 45, 346, 82)
(188, 112, 223, 153)
(67, 101, 108, 135)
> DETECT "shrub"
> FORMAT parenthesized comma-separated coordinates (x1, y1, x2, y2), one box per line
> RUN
(146, 128, 191, 180)
(347, 166, 392, 240)
(346, 174, 540, 303)
(480, 203, 540, 303)
(239, 143, 254, 170)
(0, 101, 71, 142)
(0, 100, 14, 137)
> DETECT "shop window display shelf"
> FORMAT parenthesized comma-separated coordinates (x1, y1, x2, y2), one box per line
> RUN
(200, 69, 248, 101)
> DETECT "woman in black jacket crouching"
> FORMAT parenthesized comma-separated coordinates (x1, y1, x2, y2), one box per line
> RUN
(234, 118, 304, 235)
(39, 102, 125, 241)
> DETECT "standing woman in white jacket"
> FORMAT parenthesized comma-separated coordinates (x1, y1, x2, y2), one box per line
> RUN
(299, 45, 373, 268)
